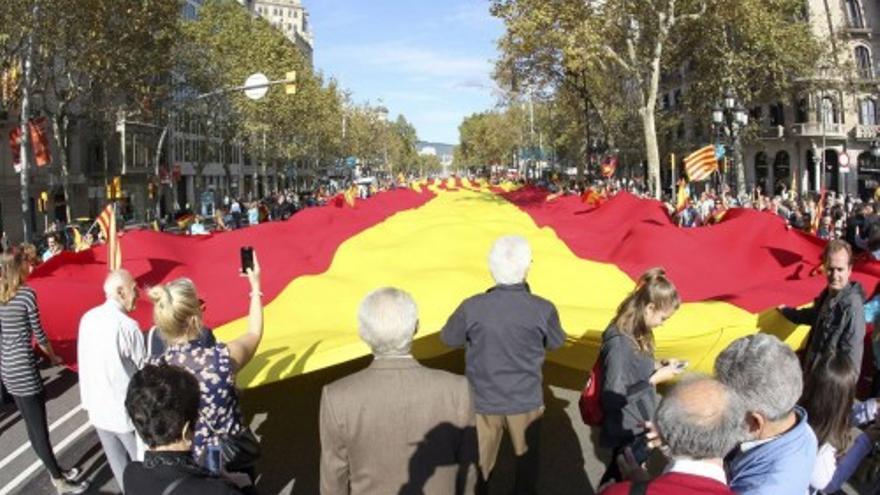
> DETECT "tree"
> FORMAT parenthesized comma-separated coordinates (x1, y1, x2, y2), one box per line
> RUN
(30, 0, 179, 222)
(492, 0, 821, 197)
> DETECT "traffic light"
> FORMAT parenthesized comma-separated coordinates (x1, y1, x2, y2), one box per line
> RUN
(37, 191, 48, 212)
(107, 176, 122, 199)
(285, 70, 297, 95)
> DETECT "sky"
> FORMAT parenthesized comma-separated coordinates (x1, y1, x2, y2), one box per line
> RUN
(308, 0, 504, 145)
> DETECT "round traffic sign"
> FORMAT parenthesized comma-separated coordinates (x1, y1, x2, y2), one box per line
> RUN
(244, 73, 269, 100)
(839, 153, 850, 166)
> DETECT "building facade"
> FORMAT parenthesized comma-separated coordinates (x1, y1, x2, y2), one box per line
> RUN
(250, 0, 314, 64)
(661, 0, 880, 199)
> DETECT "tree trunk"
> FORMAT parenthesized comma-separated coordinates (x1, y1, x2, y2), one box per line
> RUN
(641, 107, 661, 198)
(51, 113, 73, 223)
(19, 28, 34, 242)
(153, 125, 169, 221)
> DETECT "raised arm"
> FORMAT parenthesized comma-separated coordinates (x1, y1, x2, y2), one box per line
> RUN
(227, 251, 264, 371)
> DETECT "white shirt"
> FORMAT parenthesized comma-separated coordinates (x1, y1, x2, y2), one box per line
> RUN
(669, 458, 728, 485)
(810, 443, 837, 494)
(78, 299, 146, 433)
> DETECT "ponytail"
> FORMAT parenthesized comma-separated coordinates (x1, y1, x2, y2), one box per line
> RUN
(147, 278, 202, 342)
(613, 267, 680, 354)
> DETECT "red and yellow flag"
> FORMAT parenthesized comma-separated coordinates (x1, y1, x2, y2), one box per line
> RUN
(684, 145, 719, 182)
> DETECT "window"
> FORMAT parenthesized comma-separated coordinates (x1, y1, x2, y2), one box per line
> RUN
(846, 0, 865, 28)
(769, 102, 785, 127)
(673, 89, 682, 108)
(860, 98, 877, 125)
(819, 96, 839, 125)
(855, 46, 873, 78)
(750, 106, 764, 124)
(795, 98, 809, 123)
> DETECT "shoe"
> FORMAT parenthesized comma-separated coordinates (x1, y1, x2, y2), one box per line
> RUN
(61, 468, 80, 482)
(52, 477, 89, 494)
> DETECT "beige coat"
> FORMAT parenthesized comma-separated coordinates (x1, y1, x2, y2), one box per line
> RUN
(319, 356, 477, 495)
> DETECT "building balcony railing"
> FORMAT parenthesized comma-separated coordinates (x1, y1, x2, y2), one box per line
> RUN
(758, 125, 785, 140)
(845, 25, 872, 36)
(854, 124, 880, 140)
(789, 122, 847, 138)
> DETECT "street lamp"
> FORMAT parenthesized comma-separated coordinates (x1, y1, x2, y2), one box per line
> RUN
(712, 89, 749, 195)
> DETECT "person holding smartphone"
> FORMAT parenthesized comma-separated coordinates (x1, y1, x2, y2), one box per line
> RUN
(598, 267, 686, 485)
(146, 249, 263, 485)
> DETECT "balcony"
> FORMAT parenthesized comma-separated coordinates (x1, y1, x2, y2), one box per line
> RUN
(789, 122, 847, 139)
(854, 124, 880, 140)
(845, 25, 872, 37)
(758, 125, 785, 140)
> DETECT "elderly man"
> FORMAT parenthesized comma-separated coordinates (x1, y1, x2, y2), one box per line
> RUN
(320, 288, 477, 495)
(602, 377, 745, 494)
(441, 235, 566, 494)
(779, 239, 865, 374)
(78, 270, 146, 491)
(715, 333, 817, 495)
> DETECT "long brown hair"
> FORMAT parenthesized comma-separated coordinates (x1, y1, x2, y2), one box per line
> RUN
(0, 248, 28, 304)
(613, 267, 680, 354)
(800, 353, 857, 451)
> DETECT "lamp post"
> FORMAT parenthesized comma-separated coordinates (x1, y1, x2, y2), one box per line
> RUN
(712, 89, 749, 196)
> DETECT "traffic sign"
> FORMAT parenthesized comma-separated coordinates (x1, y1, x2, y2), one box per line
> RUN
(839, 152, 850, 173)
(244, 73, 269, 100)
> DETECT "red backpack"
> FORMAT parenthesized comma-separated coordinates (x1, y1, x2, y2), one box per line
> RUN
(579, 357, 604, 426)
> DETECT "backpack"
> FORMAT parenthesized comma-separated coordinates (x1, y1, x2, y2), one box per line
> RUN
(579, 356, 604, 426)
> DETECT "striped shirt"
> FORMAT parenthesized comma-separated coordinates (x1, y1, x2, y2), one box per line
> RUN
(0, 286, 49, 396)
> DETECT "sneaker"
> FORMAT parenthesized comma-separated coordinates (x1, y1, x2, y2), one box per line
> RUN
(52, 478, 89, 495)
(61, 468, 81, 482)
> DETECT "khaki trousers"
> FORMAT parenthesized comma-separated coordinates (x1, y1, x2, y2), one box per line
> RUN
(475, 406, 544, 485)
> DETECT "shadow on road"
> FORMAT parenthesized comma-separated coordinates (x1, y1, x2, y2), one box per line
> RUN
(243, 348, 597, 495)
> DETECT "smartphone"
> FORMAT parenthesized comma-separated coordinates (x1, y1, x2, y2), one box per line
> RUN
(240, 246, 254, 274)
(676, 360, 689, 370)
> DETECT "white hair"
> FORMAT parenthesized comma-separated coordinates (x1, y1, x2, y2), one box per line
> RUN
(104, 269, 134, 300)
(714, 333, 802, 422)
(488, 235, 532, 285)
(358, 287, 418, 357)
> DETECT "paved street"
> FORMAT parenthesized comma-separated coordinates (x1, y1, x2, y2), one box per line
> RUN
(3, 345, 875, 495)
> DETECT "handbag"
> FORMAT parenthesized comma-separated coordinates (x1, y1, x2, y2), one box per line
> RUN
(578, 356, 604, 426)
(205, 346, 262, 473)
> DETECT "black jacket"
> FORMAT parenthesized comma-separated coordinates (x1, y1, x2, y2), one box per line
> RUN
(782, 281, 866, 372)
(598, 324, 658, 450)
(124, 451, 245, 495)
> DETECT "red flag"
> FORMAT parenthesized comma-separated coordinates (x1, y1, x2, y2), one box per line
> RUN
(9, 117, 51, 171)
(9, 126, 21, 172)
(30, 117, 50, 167)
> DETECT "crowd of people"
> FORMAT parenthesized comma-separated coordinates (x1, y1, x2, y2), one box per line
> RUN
(5, 176, 880, 494)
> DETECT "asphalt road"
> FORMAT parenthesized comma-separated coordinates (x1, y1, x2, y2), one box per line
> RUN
(1, 350, 874, 495)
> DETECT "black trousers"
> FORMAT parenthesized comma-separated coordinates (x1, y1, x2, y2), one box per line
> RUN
(13, 392, 63, 479)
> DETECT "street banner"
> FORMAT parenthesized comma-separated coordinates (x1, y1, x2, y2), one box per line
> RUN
(8, 117, 51, 171)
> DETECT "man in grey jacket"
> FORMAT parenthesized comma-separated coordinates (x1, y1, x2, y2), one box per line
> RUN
(779, 239, 865, 375)
(441, 235, 567, 495)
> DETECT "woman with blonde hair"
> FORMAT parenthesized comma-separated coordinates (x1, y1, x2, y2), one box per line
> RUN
(598, 267, 686, 484)
(147, 251, 264, 482)
(0, 247, 88, 494)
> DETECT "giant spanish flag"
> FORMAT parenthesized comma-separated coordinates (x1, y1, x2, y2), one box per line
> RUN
(29, 180, 880, 388)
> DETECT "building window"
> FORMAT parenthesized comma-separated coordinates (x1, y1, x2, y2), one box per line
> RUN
(769, 102, 785, 127)
(795, 98, 808, 123)
(855, 45, 873, 79)
(673, 89, 682, 108)
(860, 98, 877, 125)
(846, 0, 865, 28)
(819, 96, 839, 125)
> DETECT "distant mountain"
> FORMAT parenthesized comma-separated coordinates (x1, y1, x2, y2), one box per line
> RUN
(417, 141, 454, 156)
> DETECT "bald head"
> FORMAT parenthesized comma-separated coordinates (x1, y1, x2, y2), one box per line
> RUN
(656, 376, 744, 460)
(104, 270, 138, 313)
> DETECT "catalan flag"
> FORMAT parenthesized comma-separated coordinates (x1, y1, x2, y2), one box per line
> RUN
(600, 155, 618, 178)
(96, 203, 114, 241)
(684, 144, 720, 182)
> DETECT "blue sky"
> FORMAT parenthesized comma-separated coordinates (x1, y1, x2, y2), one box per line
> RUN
(308, 0, 504, 145)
